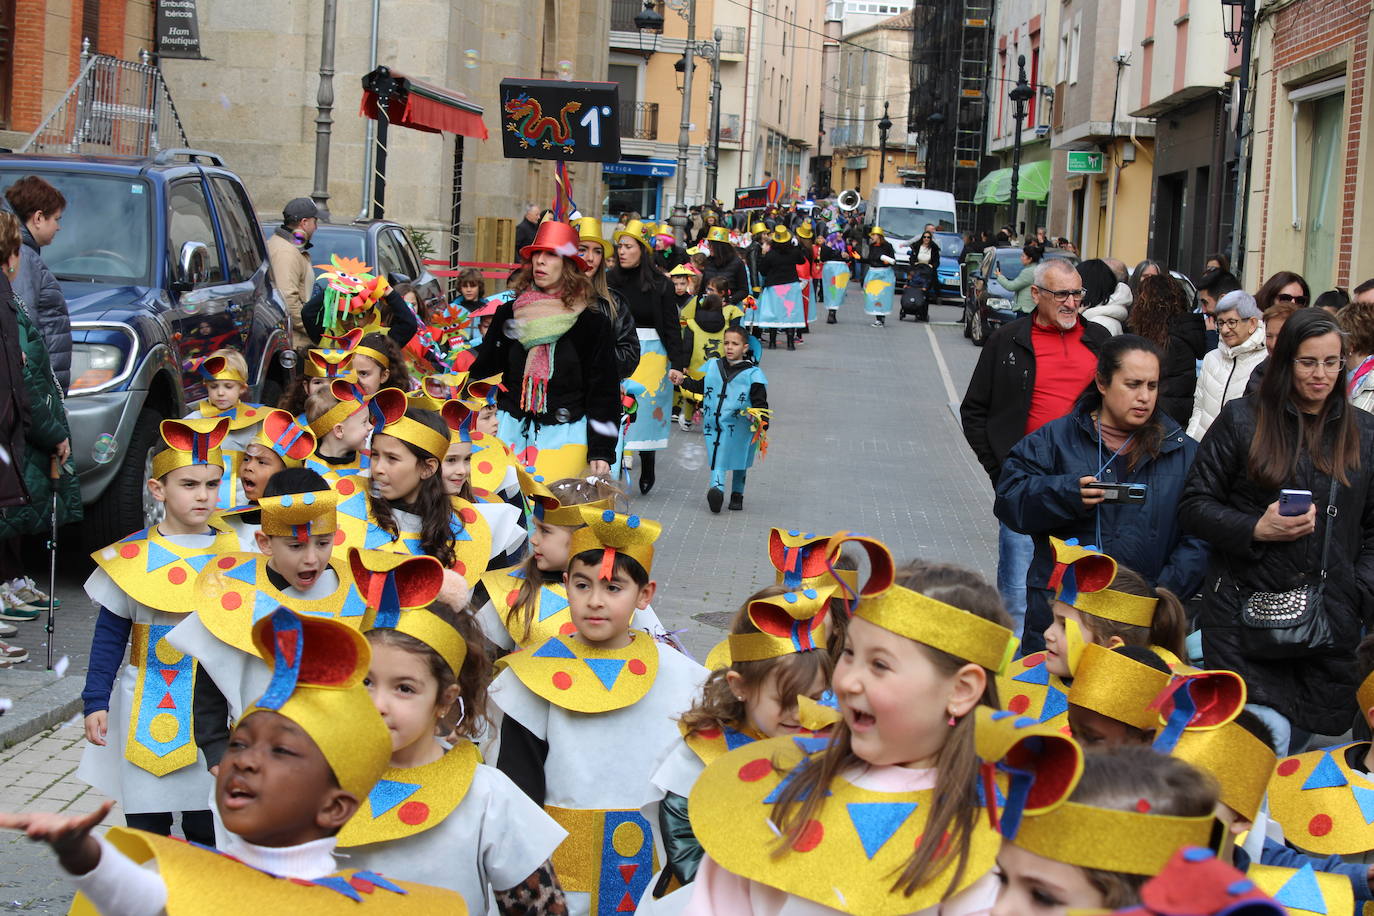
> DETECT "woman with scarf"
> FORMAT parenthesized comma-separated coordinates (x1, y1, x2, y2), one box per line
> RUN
(467, 221, 621, 481)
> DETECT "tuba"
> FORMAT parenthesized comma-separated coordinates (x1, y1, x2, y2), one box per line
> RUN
(837, 189, 861, 212)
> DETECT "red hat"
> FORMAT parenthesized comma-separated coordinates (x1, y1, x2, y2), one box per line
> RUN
(519, 220, 589, 273)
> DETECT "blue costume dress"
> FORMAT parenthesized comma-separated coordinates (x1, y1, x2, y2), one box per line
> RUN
(862, 240, 897, 316)
(685, 357, 768, 495)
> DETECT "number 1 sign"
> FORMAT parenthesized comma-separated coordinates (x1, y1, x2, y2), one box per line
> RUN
(499, 78, 622, 163)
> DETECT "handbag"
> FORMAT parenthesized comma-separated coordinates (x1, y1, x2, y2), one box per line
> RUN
(1238, 477, 1340, 660)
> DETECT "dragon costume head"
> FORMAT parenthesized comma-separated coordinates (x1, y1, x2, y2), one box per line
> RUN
(313, 255, 392, 333)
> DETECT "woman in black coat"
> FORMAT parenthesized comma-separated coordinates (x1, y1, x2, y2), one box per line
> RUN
(756, 227, 808, 350)
(1129, 273, 1207, 427)
(1179, 309, 1374, 750)
(696, 228, 749, 304)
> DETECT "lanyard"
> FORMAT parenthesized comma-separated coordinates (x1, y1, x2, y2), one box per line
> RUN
(1093, 415, 1135, 548)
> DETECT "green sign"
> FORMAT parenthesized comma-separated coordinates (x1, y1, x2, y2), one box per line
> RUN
(1067, 151, 1104, 174)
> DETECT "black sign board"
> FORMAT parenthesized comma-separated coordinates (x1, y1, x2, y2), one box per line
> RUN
(735, 185, 770, 210)
(499, 79, 620, 163)
(156, 0, 203, 59)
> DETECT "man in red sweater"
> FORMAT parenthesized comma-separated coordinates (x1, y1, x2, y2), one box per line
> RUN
(960, 258, 1109, 642)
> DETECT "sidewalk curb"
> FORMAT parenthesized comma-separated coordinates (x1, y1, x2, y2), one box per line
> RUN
(0, 672, 83, 750)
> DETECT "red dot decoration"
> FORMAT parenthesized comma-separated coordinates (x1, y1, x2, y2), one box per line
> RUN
(397, 801, 429, 825)
(454, 561, 466, 577)
(459, 508, 477, 524)
(1023, 653, 1046, 666)
(552, 671, 573, 690)
(697, 727, 722, 739)
(218, 556, 237, 569)
(1135, 799, 1152, 813)
(477, 461, 494, 474)
(559, 622, 577, 635)
(1276, 758, 1302, 777)
(506, 589, 520, 607)
(628, 659, 647, 676)
(738, 758, 772, 782)
(119, 543, 140, 559)
(1309, 814, 1334, 837)
(792, 819, 824, 852)
(167, 567, 187, 585)
(348, 876, 377, 895)
(334, 529, 346, 545)
(337, 478, 356, 495)
(221, 592, 242, 610)
(1007, 694, 1031, 715)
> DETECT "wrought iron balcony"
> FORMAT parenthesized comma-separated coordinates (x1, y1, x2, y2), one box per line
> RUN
(619, 101, 659, 140)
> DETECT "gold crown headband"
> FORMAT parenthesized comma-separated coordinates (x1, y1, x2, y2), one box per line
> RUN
(1049, 537, 1157, 628)
(150, 417, 229, 480)
(518, 467, 616, 527)
(248, 409, 318, 468)
(1359, 669, 1374, 722)
(354, 343, 391, 370)
(1171, 720, 1274, 822)
(370, 389, 450, 461)
(1013, 800, 1216, 876)
(567, 507, 661, 578)
(257, 487, 339, 540)
(726, 586, 833, 664)
(194, 355, 247, 385)
(391, 608, 467, 679)
(1067, 644, 1172, 732)
(308, 380, 369, 437)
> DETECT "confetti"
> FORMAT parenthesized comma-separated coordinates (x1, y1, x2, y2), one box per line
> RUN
(0, 697, 11, 715)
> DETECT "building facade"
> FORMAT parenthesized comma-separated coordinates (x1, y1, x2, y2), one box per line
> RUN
(829, 11, 920, 200)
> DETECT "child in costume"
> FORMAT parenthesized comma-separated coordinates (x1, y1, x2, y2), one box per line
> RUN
(77, 418, 237, 847)
(678, 293, 747, 433)
(1064, 643, 1173, 748)
(276, 329, 362, 421)
(640, 583, 833, 911)
(304, 380, 372, 477)
(473, 477, 663, 654)
(686, 535, 1015, 915)
(353, 332, 412, 396)
(184, 350, 265, 453)
(5, 607, 465, 914)
(338, 559, 570, 914)
(438, 399, 526, 570)
(819, 232, 851, 324)
(220, 409, 317, 548)
(678, 326, 768, 514)
(490, 508, 708, 916)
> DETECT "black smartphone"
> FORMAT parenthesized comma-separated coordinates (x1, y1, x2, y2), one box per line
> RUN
(1091, 481, 1149, 504)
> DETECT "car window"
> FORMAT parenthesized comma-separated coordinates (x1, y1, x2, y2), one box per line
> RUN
(304, 227, 369, 280)
(997, 251, 1025, 280)
(168, 180, 224, 286)
(374, 229, 409, 280)
(387, 228, 423, 279)
(208, 177, 262, 283)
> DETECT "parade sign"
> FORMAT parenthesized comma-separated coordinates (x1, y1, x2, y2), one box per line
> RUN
(735, 185, 770, 209)
(1067, 150, 1105, 174)
(499, 78, 621, 163)
(155, 0, 203, 59)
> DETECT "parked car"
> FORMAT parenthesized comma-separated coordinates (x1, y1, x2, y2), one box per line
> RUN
(963, 246, 1079, 346)
(932, 231, 964, 301)
(261, 219, 445, 322)
(0, 150, 291, 548)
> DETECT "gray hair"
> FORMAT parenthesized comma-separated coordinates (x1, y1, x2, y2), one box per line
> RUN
(1216, 290, 1260, 319)
(1104, 258, 1129, 283)
(1033, 258, 1079, 288)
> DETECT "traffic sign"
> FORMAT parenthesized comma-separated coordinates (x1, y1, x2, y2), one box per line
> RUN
(1067, 150, 1105, 174)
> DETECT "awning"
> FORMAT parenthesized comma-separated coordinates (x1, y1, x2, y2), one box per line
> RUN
(361, 67, 488, 139)
(973, 160, 1051, 204)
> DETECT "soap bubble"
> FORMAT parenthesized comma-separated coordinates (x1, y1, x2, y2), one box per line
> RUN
(278, 349, 298, 369)
(180, 297, 199, 315)
(557, 60, 574, 81)
(675, 441, 705, 471)
(464, 49, 479, 70)
(92, 433, 120, 465)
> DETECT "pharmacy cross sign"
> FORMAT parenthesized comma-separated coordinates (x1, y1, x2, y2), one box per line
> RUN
(1067, 151, 1105, 174)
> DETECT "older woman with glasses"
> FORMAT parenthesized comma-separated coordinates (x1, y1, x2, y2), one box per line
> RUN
(1181, 308, 1374, 755)
(1187, 290, 1266, 439)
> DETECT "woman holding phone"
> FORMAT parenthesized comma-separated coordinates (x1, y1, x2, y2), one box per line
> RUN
(994, 334, 1209, 651)
(1180, 308, 1374, 755)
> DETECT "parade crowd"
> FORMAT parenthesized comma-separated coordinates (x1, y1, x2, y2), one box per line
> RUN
(1, 179, 1372, 916)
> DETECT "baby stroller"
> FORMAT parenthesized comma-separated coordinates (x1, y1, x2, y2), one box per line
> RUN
(900, 261, 936, 322)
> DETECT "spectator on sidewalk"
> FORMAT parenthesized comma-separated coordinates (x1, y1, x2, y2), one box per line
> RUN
(1077, 258, 1130, 335)
(1128, 273, 1208, 429)
(1187, 291, 1266, 439)
(1181, 308, 1374, 754)
(266, 197, 319, 348)
(960, 257, 1110, 644)
(513, 203, 542, 260)
(1340, 284, 1374, 412)
(4, 175, 72, 391)
(994, 334, 1208, 655)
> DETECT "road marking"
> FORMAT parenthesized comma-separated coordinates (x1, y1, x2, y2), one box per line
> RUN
(925, 322, 960, 418)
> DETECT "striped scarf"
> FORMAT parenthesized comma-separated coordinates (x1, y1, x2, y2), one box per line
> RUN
(512, 289, 579, 415)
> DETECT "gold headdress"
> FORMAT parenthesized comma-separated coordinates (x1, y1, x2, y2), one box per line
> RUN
(1049, 537, 1157, 628)
(351, 548, 465, 677)
(191, 354, 247, 385)
(257, 485, 339, 541)
(150, 417, 230, 480)
(304, 328, 363, 380)
(568, 507, 660, 579)
(307, 379, 369, 438)
(975, 707, 1083, 840)
(248, 409, 317, 468)
(1066, 644, 1172, 732)
(705, 586, 833, 670)
(519, 468, 615, 527)
(369, 388, 450, 461)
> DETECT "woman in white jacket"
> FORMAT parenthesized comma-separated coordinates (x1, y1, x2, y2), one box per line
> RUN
(1077, 258, 1130, 335)
(1186, 290, 1265, 439)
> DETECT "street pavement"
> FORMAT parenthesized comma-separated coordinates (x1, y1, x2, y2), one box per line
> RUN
(0, 290, 997, 910)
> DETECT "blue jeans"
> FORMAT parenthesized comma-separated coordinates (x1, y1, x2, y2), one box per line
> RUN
(710, 468, 747, 494)
(997, 522, 1033, 645)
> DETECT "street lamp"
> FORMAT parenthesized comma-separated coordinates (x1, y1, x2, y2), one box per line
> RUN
(634, 1, 664, 58)
(877, 102, 892, 184)
(1007, 54, 1035, 236)
(1220, 0, 1248, 51)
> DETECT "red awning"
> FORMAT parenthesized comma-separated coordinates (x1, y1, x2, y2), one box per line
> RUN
(360, 68, 488, 140)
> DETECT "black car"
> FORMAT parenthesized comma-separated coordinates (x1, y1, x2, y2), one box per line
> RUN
(963, 247, 1079, 346)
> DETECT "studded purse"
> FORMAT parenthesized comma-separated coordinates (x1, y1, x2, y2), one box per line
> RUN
(1238, 477, 1339, 660)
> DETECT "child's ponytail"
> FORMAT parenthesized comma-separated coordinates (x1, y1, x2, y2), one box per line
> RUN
(1078, 565, 1188, 661)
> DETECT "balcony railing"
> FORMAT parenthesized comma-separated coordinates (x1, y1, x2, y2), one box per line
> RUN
(612, 0, 662, 32)
(716, 25, 746, 55)
(620, 101, 659, 140)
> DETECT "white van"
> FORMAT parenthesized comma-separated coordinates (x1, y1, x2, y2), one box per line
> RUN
(870, 185, 958, 263)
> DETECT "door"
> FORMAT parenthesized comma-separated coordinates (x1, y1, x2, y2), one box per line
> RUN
(209, 176, 275, 381)
(166, 177, 244, 397)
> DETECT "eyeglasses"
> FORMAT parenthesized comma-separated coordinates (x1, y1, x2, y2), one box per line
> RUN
(1216, 318, 1248, 329)
(1293, 356, 1346, 374)
(1032, 285, 1087, 303)
(1276, 293, 1309, 305)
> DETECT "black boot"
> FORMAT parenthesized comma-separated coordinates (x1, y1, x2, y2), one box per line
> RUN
(826, 309, 837, 324)
(786, 329, 796, 351)
(707, 487, 724, 513)
(768, 329, 778, 350)
(728, 492, 744, 510)
(639, 451, 656, 495)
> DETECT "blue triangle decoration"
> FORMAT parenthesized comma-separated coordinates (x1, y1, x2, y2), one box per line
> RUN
(762, 767, 830, 804)
(337, 489, 369, 521)
(1302, 754, 1348, 791)
(145, 541, 180, 573)
(309, 876, 363, 902)
(367, 779, 420, 818)
(532, 638, 577, 659)
(1272, 864, 1327, 914)
(226, 560, 258, 585)
(450, 517, 473, 542)
(584, 658, 626, 690)
(792, 735, 830, 755)
(184, 554, 214, 573)
(364, 525, 394, 550)
(338, 588, 367, 619)
(723, 727, 757, 751)
(252, 590, 279, 622)
(846, 802, 918, 859)
(537, 588, 570, 622)
(1013, 662, 1050, 686)
(401, 537, 425, 555)
(1040, 686, 1069, 722)
(509, 566, 527, 579)
(1352, 784, 1374, 825)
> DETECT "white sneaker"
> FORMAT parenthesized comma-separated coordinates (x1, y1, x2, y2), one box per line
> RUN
(12, 577, 57, 609)
(678, 414, 692, 431)
(0, 621, 16, 637)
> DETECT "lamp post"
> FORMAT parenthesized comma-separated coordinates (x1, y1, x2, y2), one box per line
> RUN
(1007, 54, 1035, 237)
(877, 102, 892, 183)
(705, 28, 722, 207)
(310, 0, 338, 219)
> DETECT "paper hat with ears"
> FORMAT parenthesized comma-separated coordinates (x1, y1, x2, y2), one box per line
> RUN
(305, 328, 364, 379)
(706, 585, 834, 670)
(440, 399, 475, 444)
(519, 469, 615, 528)
(1049, 537, 1158, 628)
(767, 528, 865, 594)
(458, 375, 502, 411)
(568, 507, 661, 579)
(191, 354, 248, 385)
(352, 548, 465, 678)
(246, 409, 317, 470)
(150, 416, 230, 480)
(307, 379, 370, 438)
(1066, 644, 1174, 732)
(368, 388, 450, 461)
(974, 707, 1084, 841)
(256, 484, 339, 541)
(242, 606, 391, 802)
(1150, 669, 1248, 752)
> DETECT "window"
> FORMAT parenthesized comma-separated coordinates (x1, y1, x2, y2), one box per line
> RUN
(168, 180, 223, 286)
(209, 177, 262, 283)
(374, 229, 412, 281)
(1302, 91, 1345, 292)
(608, 63, 639, 102)
(1058, 31, 1070, 84)
(1069, 15, 1082, 85)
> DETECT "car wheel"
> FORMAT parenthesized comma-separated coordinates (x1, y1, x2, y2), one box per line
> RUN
(971, 309, 987, 347)
(84, 408, 165, 550)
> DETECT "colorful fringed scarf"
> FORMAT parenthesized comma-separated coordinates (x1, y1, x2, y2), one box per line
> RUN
(512, 288, 579, 415)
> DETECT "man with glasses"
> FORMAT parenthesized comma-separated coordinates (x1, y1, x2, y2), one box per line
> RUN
(960, 258, 1110, 645)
